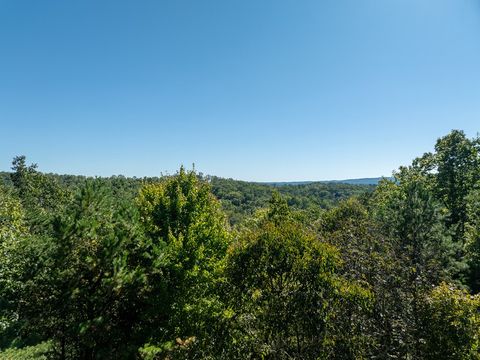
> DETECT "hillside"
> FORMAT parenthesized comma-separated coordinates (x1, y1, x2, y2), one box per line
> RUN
(0, 170, 376, 225)
(1, 131, 480, 359)
(264, 177, 386, 186)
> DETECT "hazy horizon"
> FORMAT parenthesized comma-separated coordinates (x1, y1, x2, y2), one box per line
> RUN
(1, 159, 388, 184)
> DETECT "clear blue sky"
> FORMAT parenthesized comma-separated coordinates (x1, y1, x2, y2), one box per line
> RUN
(1, 0, 479, 181)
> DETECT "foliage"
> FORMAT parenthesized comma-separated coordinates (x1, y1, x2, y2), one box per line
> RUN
(419, 283, 480, 359)
(9, 156, 71, 236)
(1, 180, 146, 358)
(434, 130, 480, 241)
(402, 131, 480, 288)
(319, 198, 404, 357)
(208, 176, 375, 225)
(2, 169, 374, 227)
(0, 341, 52, 359)
(466, 187, 480, 292)
(0, 183, 26, 243)
(224, 196, 373, 359)
(136, 167, 230, 357)
(374, 175, 461, 286)
(1, 130, 480, 358)
(0, 185, 28, 349)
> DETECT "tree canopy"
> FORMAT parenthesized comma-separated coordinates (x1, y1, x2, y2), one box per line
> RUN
(1, 130, 480, 359)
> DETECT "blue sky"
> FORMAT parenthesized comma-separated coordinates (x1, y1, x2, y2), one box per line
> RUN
(1, 0, 479, 181)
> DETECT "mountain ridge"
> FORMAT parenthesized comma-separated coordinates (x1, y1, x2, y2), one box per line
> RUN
(260, 177, 388, 186)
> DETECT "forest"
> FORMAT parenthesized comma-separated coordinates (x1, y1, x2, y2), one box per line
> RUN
(0, 129, 479, 359)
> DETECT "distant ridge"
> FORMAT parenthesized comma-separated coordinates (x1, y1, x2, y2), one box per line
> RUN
(322, 177, 388, 185)
(263, 177, 388, 186)
(0, 170, 387, 187)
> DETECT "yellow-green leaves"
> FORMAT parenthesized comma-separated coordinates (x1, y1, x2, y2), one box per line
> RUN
(420, 283, 480, 359)
(0, 185, 26, 242)
(224, 196, 373, 359)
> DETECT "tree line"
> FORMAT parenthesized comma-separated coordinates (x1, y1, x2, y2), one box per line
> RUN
(0, 129, 479, 359)
(0, 170, 375, 226)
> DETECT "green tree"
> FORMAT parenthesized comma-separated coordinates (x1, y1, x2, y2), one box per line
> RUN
(0, 341, 52, 359)
(397, 131, 480, 289)
(433, 130, 480, 242)
(466, 187, 480, 292)
(224, 195, 373, 359)
(419, 283, 480, 359)
(136, 167, 230, 357)
(0, 184, 28, 349)
(0, 183, 26, 241)
(319, 198, 404, 358)
(10, 156, 70, 233)
(1, 181, 145, 359)
(374, 174, 461, 286)
(371, 175, 462, 358)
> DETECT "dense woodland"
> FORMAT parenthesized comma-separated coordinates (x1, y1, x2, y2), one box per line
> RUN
(1, 130, 480, 359)
(0, 172, 375, 227)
